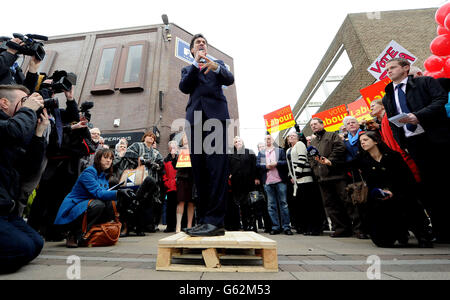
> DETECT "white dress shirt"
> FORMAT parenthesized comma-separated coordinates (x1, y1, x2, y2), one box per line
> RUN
(392, 77, 425, 138)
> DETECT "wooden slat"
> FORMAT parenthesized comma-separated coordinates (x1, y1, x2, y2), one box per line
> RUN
(202, 248, 221, 268)
(261, 249, 278, 270)
(156, 248, 172, 268)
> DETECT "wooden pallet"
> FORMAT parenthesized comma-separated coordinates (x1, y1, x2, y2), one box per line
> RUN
(156, 231, 278, 272)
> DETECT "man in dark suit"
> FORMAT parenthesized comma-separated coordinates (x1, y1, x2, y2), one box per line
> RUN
(383, 58, 450, 243)
(178, 34, 234, 236)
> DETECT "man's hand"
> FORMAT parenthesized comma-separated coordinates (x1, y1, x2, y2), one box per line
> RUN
(315, 156, 332, 166)
(28, 56, 42, 74)
(64, 86, 75, 101)
(6, 38, 24, 55)
(35, 109, 49, 137)
(255, 179, 260, 186)
(202, 56, 219, 74)
(398, 113, 419, 125)
(23, 93, 44, 111)
(381, 190, 393, 201)
(71, 120, 88, 130)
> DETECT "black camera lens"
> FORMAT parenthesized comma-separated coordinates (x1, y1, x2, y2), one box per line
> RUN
(43, 98, 59, 110)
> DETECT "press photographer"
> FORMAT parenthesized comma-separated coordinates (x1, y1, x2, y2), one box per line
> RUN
(26, 71, 93, 241)
(0, 84, 48, 273)
(0, 34, 47, 93)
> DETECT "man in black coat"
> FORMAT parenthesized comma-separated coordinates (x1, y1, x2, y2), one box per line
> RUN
(0, 84, 48, 273)
(0, 38, 41, 93)
(383, 58, 450, 243)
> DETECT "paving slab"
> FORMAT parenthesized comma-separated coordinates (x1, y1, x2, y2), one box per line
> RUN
(105, 269, 203, 280)
(291, 272, 399, 280)
(383, 272, 450, 280)
(201, 271, 297, 280)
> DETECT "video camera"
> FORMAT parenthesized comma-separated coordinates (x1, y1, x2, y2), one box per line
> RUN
(80, 101, 94, 122)
(306, 146, 320, 158)
(0, 33, 48, 61)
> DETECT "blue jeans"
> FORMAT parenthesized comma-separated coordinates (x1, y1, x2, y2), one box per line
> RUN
(264, 182, 291, 231)
(0, 214, 44, 274)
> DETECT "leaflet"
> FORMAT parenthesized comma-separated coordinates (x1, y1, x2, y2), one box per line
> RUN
(388, 113, 408, 127)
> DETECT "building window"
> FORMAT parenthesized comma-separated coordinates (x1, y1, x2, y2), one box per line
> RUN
(116, 41, 149, 92)
(91, 44, 122, 95)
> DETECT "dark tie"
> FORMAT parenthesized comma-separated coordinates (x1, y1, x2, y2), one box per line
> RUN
(396, 83, 417, 132)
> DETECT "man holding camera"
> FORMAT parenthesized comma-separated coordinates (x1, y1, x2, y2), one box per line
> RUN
(309, 117, 354, 238)
(26, 81, 83, 241)
(0, 38, 41, 93)
(0, 84, 49, 273)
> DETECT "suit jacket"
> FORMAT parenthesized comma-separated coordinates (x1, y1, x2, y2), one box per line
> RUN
(179, 60, 234, 124)
(256, 147, 289, 184)
(382, 75, 450, 148)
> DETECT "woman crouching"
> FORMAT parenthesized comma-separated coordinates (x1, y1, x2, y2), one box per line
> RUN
(54, 149, 134, 248)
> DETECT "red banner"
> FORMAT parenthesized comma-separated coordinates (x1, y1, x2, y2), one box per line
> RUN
(264, 105, 295, 134)
(347, 98, 372, 122)
(312, 104, 348, 132)
(360, 77, 392, 107)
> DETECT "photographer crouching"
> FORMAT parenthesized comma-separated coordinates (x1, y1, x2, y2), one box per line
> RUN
(0, 85, 49, 273)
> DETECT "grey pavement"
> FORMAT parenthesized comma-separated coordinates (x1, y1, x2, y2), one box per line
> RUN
(2, 226, 450, 280)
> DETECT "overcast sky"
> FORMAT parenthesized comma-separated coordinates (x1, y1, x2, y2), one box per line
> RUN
(2, 0, 445, 152)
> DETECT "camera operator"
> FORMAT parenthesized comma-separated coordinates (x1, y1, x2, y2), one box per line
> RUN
(0, 38, 41, 93)
(27, 80, 83, 241)
(0, 84, 48, 273)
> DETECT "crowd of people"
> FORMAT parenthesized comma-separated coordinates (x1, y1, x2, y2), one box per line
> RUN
(1, 33, 449, 275)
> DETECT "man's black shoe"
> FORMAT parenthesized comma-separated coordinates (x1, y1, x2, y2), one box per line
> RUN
(164, 228, 175, 233)
(270, 230, 281, 235)
(418, 238, 433, 248)
(183, 224, 203, 233)
(187, 224, 225, 237)
(284, 229, 293, 235)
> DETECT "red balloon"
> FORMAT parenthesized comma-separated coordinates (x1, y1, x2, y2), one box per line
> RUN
(445, 15, 450, 32)
(435, 70, 448, 79)
(444, 58, 450, 75)
(438, 24, 450, 35)
(430, 34, 450, 56)
(424, 55, 444, 72)
(435, 2, 450, 26)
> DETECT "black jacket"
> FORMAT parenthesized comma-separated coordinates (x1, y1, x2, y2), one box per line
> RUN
(309, 130, 347, 182)
(0, 109, 46, 215)
(229, 147, 257, 192)
(0, 51, 39, 93)
(383, 75, 450, 148)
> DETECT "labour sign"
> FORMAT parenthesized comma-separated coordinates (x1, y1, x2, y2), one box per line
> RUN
(176, 148, 192, 168)
(264, 105, 295, 134)
(368, 40, 416, 81)
(348, 98, 372, 122)
(360, 77, 392, 107)
(312, 104, 348, 132)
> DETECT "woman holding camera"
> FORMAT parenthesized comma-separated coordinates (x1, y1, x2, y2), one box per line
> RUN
(54, 149, 134, 248)
(353, 131, 432, 248)
(114, 131, 164, 234)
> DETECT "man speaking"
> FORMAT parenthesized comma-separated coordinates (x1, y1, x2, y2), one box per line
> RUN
(179, 34, 234, 236)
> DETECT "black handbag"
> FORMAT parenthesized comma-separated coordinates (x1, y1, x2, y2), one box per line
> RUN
(247, 190, 266, 216)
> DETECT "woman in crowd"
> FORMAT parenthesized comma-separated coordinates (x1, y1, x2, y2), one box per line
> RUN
(175, 133, 195, 233)
(54, 149, 134, 248)
(162, 140, 179, 233)
(286, 131, 325, 235)
(114, 131, 164, 234)
(228, 136, 258, 232)
(354, 131, 432, 248)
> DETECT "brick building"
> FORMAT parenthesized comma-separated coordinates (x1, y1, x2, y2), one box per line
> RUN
(279, 7, 437, 142)
(19, 23, 238, 156)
